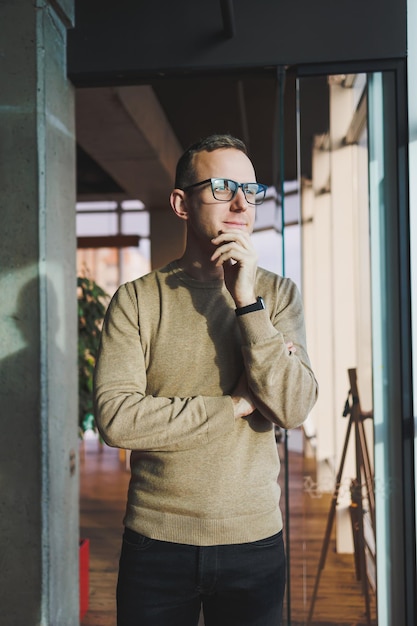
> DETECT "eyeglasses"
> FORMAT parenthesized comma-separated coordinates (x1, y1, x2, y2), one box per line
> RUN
(182, 178, 268, 205)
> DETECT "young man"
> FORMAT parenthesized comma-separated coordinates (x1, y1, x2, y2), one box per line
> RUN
(94, 134, 318, 626)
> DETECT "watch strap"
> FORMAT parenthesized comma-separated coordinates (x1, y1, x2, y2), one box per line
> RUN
(235, 296, 265, 316)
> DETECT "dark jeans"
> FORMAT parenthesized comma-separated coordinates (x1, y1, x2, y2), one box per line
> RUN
(117, 527, 286, 626)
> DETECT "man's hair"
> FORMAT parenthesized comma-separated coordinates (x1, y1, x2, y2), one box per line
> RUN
(175, 134, 248, 189)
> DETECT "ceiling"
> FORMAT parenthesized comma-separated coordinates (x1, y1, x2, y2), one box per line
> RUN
(71, 0, 331, 208)
(69, 0, 405, 209)
(75, 73, 330, 207)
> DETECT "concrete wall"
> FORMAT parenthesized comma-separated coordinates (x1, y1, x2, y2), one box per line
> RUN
(0, 1, 78, 624)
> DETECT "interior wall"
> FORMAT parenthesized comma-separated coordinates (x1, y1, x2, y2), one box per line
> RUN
(150, 206, 186, 270)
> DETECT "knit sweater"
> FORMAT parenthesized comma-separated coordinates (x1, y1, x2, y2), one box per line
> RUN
(94, 261, 318, 546)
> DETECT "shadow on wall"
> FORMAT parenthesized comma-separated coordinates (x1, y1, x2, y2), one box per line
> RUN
(0, 276, 62, 619)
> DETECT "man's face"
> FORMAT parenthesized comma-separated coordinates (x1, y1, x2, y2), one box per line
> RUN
(184, 148, 257, 245)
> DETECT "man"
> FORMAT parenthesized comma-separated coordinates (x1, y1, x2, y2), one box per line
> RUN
(94, 134, 318, 626)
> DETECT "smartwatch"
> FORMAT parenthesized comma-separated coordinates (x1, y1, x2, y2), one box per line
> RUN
(235, 296, 265, 316)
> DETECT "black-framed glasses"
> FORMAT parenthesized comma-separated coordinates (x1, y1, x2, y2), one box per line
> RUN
(182, 178, 268, 205)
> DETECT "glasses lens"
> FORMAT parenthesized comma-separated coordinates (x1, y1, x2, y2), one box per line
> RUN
(243, 183, 266, 205)
(211, 178, 236, 201)
(210, 179, 267, 205)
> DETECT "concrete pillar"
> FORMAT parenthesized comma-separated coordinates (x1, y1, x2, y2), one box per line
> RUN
(0, 1, 78, 624)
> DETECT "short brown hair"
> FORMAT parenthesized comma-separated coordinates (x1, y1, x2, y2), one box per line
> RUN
(175, 134, 248, 189)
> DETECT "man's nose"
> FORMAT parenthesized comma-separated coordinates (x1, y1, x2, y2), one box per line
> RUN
(230, 187, 249, 210)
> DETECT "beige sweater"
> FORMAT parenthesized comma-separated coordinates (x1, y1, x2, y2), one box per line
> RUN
(94, 261, 318, 546)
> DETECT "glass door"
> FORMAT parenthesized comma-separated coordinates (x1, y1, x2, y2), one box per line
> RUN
(282, 64, 415, 625)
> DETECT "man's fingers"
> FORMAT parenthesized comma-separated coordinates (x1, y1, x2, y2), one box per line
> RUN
(286, 341, 297, 355)
(211, 242, 247, 265)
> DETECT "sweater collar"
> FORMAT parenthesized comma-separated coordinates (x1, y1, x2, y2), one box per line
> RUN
(168, 260, 226, 290)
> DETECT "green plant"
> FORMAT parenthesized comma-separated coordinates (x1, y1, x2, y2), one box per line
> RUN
(77, 275, 109, 435)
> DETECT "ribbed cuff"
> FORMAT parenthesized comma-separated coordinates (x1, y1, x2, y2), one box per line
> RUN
(236, 309, 279, 344)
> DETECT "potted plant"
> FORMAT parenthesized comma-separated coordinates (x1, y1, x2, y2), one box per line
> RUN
(77, 274, 109, 436)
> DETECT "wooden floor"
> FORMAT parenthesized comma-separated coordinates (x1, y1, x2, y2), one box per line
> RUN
(80, 436, 377, 626)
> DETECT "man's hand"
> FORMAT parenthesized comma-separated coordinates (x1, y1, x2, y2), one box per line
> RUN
(231, 371, 256, 419)
(211, 230, 258, 307)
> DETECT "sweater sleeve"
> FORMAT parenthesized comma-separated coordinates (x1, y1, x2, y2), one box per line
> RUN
(237, 277, 318, 429)
(93, 285, 235, 452)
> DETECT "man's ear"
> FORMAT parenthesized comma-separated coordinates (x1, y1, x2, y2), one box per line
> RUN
(170, 189, 189, 221)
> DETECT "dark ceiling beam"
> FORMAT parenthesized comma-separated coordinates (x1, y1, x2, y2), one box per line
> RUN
(68, 0, 406, 83)
(220, 0, 236, 38)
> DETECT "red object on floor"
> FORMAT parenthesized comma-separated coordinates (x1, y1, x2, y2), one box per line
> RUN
(79, 538, 90, 620)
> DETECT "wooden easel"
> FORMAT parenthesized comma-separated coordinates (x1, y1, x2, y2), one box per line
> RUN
(307, 368, 375, 625)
